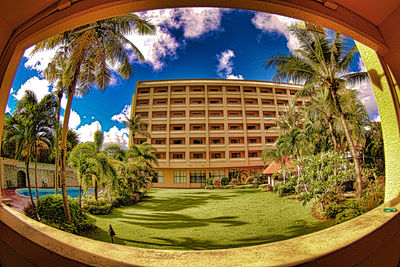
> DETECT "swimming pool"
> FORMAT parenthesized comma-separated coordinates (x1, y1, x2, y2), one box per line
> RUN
(16, 188, 94, 199)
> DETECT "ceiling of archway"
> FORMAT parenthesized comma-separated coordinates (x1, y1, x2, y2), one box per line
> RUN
(1, 0, 399, 31)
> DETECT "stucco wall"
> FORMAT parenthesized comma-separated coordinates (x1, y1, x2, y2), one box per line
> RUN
(1, 158, 78, 189)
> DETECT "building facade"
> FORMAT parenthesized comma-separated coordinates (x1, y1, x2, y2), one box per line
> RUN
(130, 79, 303, 188)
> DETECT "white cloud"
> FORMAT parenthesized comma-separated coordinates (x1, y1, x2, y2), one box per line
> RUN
(251, 13, 300, 52)
(14, 76, 51, 102)
(358, 57, 367, 72)
(226, 74, 244, 80)
(60, 94, 67, 109)
(111, 105, 131, 123)
(69, 110, 81, 130)
(76, 121, 102, 143)
(23, 46, 57, 73)
(355, 81, 379, 119)
(216, 49, 244, 79)
(5, 105, 10, 113)
(373, 115, 381, 122)
(103, 126, 129, 148)
(127, 8, 224, 70)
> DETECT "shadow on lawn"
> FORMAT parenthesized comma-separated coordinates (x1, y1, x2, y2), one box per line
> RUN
(133, 193, 237, 212)
(118, 212, 247, 229)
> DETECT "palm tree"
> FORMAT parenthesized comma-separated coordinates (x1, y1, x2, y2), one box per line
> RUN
(13, 91, 56, 202)
(265, 24, 369, 198)
(123, 115, 150, 143)
(128, 142, 158, 168)
(68, 143, 95, 208)
(33, 14, 155, 221)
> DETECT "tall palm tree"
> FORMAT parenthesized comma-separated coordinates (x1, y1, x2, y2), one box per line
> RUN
(265, 24, 369, 198)
(33, 14, 155, 221)
(128, 142, 158, 168)
(13, 91, 56, 202)
(123, 115, 150, 143)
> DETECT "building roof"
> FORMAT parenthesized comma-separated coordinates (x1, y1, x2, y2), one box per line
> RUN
(262, 159, 297, 174)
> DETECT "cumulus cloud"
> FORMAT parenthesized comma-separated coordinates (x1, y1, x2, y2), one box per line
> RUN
(14, 76, 51, 102)
(111, 105, 131, 123)
(23, 46, 57, 73)
(75, 121, 102, 143)
(127, 8, 224, 70)
(216, 49, 244, 79)
(69, 110, 81, 130)
(5, 105, 10, 113)
(103, 126, 129, 148)
(251, 13, 300, 52)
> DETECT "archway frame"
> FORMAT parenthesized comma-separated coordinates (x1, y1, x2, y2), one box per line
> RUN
(1, 1, 400, 266)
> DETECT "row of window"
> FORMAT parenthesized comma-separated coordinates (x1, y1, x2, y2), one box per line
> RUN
(150, 123, 267, 132)
(155, 169, 263, 184)
(152, 151, 261, 160)
(140, 110, 276, 118)
(138, 86, 298, 95)
(137, 98, 300, 106)
(135, 136, 275, 145)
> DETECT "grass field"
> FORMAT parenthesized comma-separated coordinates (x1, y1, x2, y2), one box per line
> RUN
(84, 188, 334, 250)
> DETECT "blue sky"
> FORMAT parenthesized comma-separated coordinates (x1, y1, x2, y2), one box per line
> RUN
(7, 8, 378, 147)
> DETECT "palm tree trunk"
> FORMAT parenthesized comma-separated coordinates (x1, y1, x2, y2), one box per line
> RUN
(326, 118, 338, 152)
(25, 152, 36, 210)
(60, 88, 76, 222)
(331, 88, 363, 198)
(79, 176, 82, 210)
(34, 142, 39, 202)
(54, 93, 62, 194)
(94, 179, 98, 202)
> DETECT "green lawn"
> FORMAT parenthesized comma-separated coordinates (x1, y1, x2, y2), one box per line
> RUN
(84, 188, 334, 250)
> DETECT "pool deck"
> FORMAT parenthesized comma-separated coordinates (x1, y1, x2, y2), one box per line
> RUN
(2, 189, 32, 213)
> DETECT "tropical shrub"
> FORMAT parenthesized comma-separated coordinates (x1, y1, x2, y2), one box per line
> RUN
(229, 178, 240, 185)
(82, 197, 113, 215)
(221, 177, 230, 186)
(206, 177, 214, 186)
(24, 203, 37, 219)
(213, 178, 222, 188)
(37, 194, 95, 234)
(115, 193, 141, 206)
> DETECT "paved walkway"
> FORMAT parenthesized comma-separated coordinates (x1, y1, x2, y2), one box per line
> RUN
(2, 189, 31, 213)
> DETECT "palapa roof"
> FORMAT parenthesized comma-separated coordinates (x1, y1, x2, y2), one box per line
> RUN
(262, 159, 296, 175)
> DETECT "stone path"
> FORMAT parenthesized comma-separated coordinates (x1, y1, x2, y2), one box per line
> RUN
(2, 189, 31, 213)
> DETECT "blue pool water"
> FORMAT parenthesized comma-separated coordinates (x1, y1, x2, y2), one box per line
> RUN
(16, 188, 94, 199)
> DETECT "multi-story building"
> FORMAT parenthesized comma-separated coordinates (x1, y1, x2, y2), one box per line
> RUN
(130, 79, 303, 188)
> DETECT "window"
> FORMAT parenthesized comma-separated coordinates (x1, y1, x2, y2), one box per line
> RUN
(191, 153, 204, 159)
(210, 153, 222, 159)
(172, 153, 184, 159)
(229, 169, 240, 179)
(210, 124, 223, 130)
(277, 100, 288, 106)
(245, 99, 257, 104)
(172, 139, 185, 145)
(247, 124, 259, 130)
(191, 138, 204, 144)
(260, 87, 272, 94)
(246, 112, 258, 117)
(171, 111, 185, 117)
(275, 89, 286, 94)
(210, 137, 223, 144)
(229, 124, 242, 130)
(248, 138, 258, 143)
(264, 124, 275, 130)
(171, 125, 184, 131)
(135, 139, 146, 145)
(172, 98, 185, 105)
(262, 100, 272, 105)
(209, 98, 222, 104)
(190, 170, 206, 183)
(174, 170, 187, 183)
(228, 112, 241, 117)
(209, 170, 225, 179)
(230, 138, 242, 144)
(190, 86, 204, 92)
(290, 90, 296, 95)
(191, 124, 205, 131)
(137, 100, 148, 106)
(155, 171, 164, 183)
(154, 87, 168, 93)
(172, 86, 185, 92)
(263, 112, 274, 118)
(208, 86, 222, 92)
(210, 112, 221, 117)
(138, 88, 150, 94)
(191, 98, 204, 104)
(231, 152, 242, 158)
(266, 137, 276, 143)
(191, 112, 204, 117)
(227, 98, 240, 104)
(249, 151, 259, 158)
(153, 112, 166, 118)
(226, 86, 240, 92)
(136, 112, 148, 118)
(152, 139, 166, 145)
(154, 152, 166, 159)
(152, 125, 166, 131)
(153, 99, 167, 105)
(243, 87, 256, 93)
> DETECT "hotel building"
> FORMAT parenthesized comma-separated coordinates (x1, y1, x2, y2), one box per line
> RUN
(130, 79, 303, 188)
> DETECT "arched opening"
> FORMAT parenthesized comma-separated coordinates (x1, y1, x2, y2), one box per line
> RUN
(16, 170, 26, 188)
(1, 1, 400, 266)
